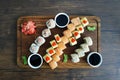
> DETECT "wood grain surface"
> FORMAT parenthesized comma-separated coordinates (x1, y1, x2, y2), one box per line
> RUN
(0, 0, 120, 80)
(17, 16, 100, 68)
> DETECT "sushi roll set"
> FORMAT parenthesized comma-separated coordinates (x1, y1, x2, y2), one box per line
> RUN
(71, 37, 93, 63)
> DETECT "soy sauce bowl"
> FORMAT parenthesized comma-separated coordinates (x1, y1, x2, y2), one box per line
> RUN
(28, 53, 43, 69)
(55, 13, 70, 28)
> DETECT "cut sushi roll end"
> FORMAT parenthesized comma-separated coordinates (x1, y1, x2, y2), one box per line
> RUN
(69, 37, 77, 46)
(34, 36, 45, 46)
(83, 37, 93, 46)
(54, 34, 61, 43)
(71, 53, 80, 63)
(46, 19, 56, 29)
(76, 24, 84, 33)
(72, 30, 81, 39)
(49, 60, 58, 70)
(81, 17, 89, 27)
(46, 47, 56, 56)
(50, 40, 58, 49)
(42, 28, 51, 38)
(43, 54, 52, 63)
(29, 43, 39, 53)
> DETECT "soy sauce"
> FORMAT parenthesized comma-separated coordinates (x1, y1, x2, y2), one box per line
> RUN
(30, 55, 41, 67)
(89, 54, 101, 66)
(56, 14, 68, 26)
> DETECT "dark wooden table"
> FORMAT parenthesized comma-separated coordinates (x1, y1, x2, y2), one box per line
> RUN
(0, 0, 120, 80)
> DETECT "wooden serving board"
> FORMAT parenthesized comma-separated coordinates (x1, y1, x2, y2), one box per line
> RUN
(17, 16, 101, 69)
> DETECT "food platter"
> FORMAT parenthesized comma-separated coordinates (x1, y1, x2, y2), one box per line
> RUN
(17, 16, 101, 69)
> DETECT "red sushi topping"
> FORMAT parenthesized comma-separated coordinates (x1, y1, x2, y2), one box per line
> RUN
(21, 21, 36, 35)
(74, 32, 79, 36)
(46, 56, 50, 61)
(52, 42, 57, 46)
(79, 27, 83, 31)
(71, 38, 76, 43)
(49, 50, 54, 54)
(56, 36, 60, 41)
(83, 20, 87, 24)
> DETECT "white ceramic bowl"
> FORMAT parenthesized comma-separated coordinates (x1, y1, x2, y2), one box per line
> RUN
(87, 52, 103, 68)
(28, 53, 43, 69)
(55, 13, 70, 28)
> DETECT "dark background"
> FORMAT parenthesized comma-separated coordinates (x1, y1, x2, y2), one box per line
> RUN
(0, 0, 120, 80)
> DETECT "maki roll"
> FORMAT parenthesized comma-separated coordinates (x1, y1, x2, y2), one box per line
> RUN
(43, 54, 52, 63)
(76, 24, 84, 33)
(61, 36, 69, 44)
(46, 47, 56, 56)
(72, 30, 81, 39)
(50, 40, 58, 49)
(67, 23, 75, 32)
(63, 30, 72, 38)
(69, 37, 77, 46)
(71, 53, 80, 63)
(80, 43, 90, 52)
(80, 17, 89, 27)
(49, 60, 58, 70)
(52, 54, 61, 62)
(42, 28, 51, 38)
(29, 43, 39, 53)
(54, 34, 61, 43)
(83, 37, 93, 46)
(75, 48, 85, 58)
(34, 36, 45, 46)
(46, 19, 56, 29)
(71, 17, 81, 26)
(58, 42, 66, 50)
(55, 48, 63, 56)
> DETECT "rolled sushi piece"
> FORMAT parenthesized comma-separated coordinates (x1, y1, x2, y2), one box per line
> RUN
(52, 54, 61, 62)
(46, 19, 56, 29)
(75, 48, 85, 58)
(80, 17, 89, 27)
(55, 48, 63, 56)
(54, 34, 61, 43)
(61, 36, 69, 44)
(80, 43, 90, 52)
(83, 37, 93, 46)
(42, 28, 51, 38)
(43, 54, 52, 63)
(46, 47, 56, 56)
(71, 17, 81, 26)
(50, 40, 58, 49)
(63, 30, 72, 38)
(29, 43, 39, 53)
(72, 30, 81, 39)
(69, 37, 77, 46)
(49, 60, 58, 70)
(76, 24, 84, 33)
(34, 36, 45, 46)
(71, 53, 80, 63)
(58, 42, 66, 50)
(67, 23, 75, 32)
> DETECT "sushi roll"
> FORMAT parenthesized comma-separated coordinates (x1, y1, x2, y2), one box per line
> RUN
(80, 43, 90, 52)
(46, 47, 56, 56)
(76, 24, 84, 33)
(58, 42, 66, 50)
(69, 37, 77, 46)
(52, 54, 61, 62)
(71, 17, 81, 26)
(49, 60, 58, 70)
(61, 36, 69, 44)
(46, 19, 56, 29)
(43, 54, 52, 63)
(71, 53, 80, 63)
(83, 37, 93, 46)
(54, 34, 61, 43)
(80, 17, 89, 27)
(29, 43, 39, 53)
(55, 48, 63, 56)
(67, 23, 75, 31)
(75, 48, 85, 58)
(63, 30, 72, 38)
(50, 40, 58, 49)
(42, 28, 51, 38)
(34, 36, 45, 46)
(72, 30, 81, 39)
